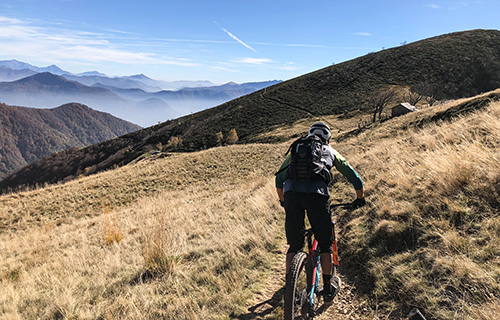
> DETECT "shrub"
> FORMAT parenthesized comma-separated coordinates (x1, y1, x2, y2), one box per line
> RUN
(226, 129, 239, 144)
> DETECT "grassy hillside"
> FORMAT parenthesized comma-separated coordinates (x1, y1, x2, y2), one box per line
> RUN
(0, 144, 287, 319)
(0, 102, 141, 178)
(2, 29, 500, 193)
(335, 91, 500, 319)
(1, 90, 500, 319)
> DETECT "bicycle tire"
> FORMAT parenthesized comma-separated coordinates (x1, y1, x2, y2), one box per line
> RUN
(284, 252, 314, 320)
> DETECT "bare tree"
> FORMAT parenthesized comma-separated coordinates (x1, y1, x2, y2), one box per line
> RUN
(405, 89, 424, 106)
(413, 82, 442, 106)
(368, 87, 398, 122)
(215, 131, 224, 146)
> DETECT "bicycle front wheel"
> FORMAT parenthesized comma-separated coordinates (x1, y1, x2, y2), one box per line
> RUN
(284, 252, 314, 320)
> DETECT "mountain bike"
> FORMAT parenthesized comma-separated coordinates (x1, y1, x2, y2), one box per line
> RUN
(284, 221, 340, 320)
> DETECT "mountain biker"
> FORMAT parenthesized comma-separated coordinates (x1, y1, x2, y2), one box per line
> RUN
(275, 121, 365, 303)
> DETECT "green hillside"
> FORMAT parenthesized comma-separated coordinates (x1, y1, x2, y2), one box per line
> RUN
(0, 102, 141, 179)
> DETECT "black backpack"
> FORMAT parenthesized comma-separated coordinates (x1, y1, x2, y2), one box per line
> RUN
(278, 135, 333, 185)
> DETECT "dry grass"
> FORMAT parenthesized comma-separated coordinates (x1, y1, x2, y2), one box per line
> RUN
(0, 144, 286, 231)
(0, 144, 287, 320)
(336, 97, 500, 319)
(2, 91, 500, 320)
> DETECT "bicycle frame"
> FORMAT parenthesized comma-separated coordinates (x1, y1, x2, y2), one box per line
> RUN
(285, 207, 341, 319)
(305, 229, 321, 307)
(303, 221, 339, 309)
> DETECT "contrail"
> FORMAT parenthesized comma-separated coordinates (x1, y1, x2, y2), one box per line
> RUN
(214, 21, 257, 52)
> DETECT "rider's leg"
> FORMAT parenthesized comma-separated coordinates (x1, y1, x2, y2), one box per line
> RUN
(320, 253, 333, 275)
(321, 253, 333, 292)
(284, 192, 306, 278)
(286, 252, 295, 275)
(304, 194, 334, 292)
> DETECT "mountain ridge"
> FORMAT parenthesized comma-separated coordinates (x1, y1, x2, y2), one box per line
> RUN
(0, 59, 215, 90)
(0, 102, 141, 178)
(0, 72, 123, 101)
(0, 59, 66, 75)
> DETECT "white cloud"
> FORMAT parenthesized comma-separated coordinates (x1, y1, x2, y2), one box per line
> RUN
(0, 16, 198, 67)
(234, 58, 272, 65)
(211, 65, 239, 73)
(52, 45, 198, 66)
(0, 16, 22, 23)
(425, 4, 441, 9)
(352, 32, 373, 37)
(280, 62, 298, 71)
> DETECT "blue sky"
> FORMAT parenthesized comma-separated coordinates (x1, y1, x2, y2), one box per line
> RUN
(1, 0, 499, 84)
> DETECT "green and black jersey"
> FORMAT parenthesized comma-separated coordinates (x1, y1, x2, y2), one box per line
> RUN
(275, 144, 363, 196)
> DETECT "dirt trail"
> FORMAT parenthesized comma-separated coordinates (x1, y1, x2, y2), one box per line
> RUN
(238, 243, 373, 320)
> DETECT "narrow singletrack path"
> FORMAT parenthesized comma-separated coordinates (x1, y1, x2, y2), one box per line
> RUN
(238, 241, 373, 320)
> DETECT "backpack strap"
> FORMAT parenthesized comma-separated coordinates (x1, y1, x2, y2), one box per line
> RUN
(274, 164, 290, 176)
(275, 136, 302, 176)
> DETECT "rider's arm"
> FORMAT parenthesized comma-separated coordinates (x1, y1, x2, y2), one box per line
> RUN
(332, 150, 364, 197)
(275, 154, 291, 202)
(277, 188, 285, 202)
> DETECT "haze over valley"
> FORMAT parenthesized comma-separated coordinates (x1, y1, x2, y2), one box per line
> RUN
(0, 60, 281, 127)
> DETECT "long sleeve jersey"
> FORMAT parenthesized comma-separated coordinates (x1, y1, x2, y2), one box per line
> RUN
(275, 144, 363, 196)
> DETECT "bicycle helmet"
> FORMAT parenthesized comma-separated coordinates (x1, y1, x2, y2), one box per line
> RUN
(308, 121, 331, 142)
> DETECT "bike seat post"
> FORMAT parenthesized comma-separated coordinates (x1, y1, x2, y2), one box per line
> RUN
(305, 229, 314, 255)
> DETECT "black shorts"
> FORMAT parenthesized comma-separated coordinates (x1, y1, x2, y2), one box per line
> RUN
(284, 192, 333, 254)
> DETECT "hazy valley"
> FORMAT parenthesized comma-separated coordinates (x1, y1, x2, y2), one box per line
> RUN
(0, 61, 280, 178)
(0, 60, 281, 127)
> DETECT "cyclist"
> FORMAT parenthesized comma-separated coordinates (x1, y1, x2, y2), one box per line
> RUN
(275, 121, 365, 303)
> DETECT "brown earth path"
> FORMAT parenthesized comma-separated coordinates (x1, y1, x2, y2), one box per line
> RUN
(238, 242, 374, 320)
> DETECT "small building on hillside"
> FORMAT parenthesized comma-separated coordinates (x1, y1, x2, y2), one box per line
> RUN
(391, 102, 417, 117)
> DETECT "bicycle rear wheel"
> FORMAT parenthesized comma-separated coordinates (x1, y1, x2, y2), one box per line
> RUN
(284, 252, 314, 320)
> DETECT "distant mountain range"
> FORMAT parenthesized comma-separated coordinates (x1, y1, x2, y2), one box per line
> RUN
(0, 102, 141, 179)
(0, 60, 281, 126)
(0, 59, 213, 90)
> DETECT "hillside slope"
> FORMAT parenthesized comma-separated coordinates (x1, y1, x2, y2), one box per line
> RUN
(0, 142, 289, 319)
(1, 91, 499, 319)
(337, 91, 500, 319)
(2, 29, 500, 193)
(150, 29, 500, 152)
(0, 102, 141, 178)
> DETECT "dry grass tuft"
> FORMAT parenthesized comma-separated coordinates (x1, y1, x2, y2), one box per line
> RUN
(142, 215, 179, 277)
(103, 201, 123, 245)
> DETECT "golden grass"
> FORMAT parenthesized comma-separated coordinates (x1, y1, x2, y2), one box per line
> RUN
(0, 144, 287, 319)
(337, 98, 500, 319)
(0, 144, 286, 231)
(2, 91, 500, 319)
